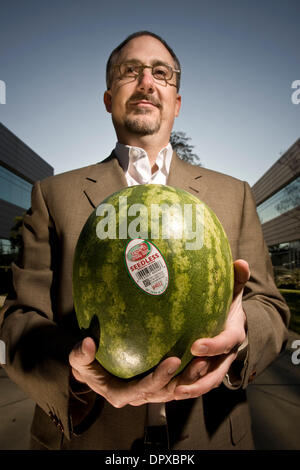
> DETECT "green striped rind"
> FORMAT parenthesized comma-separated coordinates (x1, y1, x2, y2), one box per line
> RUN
(73, 184, 234, 379)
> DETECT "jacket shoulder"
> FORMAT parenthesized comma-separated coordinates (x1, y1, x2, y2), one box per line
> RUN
(201, 166, 246, 187)
(181, 158, 247, 189)
(38, 163, 102, 189)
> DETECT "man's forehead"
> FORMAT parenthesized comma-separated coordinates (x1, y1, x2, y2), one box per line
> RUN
(118, 36, 175, 66)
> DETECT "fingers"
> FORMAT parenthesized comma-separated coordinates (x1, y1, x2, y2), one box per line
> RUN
(118, 357, 181, 407)
(191, 326, 244, 357)
(143, 357, 181, 391)
(94, 357, 181, 409)
(233, 259, 250, 297)
(176, 358, 208, 386)
(190, 258, 249, 360)
(68, 338, 181, 408)
(69, 337, 98, 383)
(69, 337, 96, 368)
(174, 352, 236, 400)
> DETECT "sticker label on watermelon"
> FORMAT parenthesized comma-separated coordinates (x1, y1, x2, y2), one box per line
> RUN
(125, 239, 169, 295)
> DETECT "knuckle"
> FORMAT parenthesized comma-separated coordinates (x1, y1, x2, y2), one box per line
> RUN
(199, 366, 208, 377)
(69, 352, 77, 367)
(213, 377, 223, 389)
(70, 368, 83, 383)
(224, 338, 241, 355)
(130, 401, 144, 407)
(69, 356, 75, 368)
(112, 400, 125, 409)
(106, 394, 126, 409)
(112, 391, 149, 408)
(136, 391, 148, 402)
(224, 345, 233, 354)
(188, 385, 202, 399)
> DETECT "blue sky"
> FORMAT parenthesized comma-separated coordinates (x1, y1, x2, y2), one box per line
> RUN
(0, 0, 299, 186)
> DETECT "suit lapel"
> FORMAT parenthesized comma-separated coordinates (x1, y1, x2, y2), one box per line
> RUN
(167, 152, 208, 201)
(82, 152, 128, 209)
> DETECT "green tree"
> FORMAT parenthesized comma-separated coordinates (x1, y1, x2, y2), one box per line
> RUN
(170, 131, 202, 166)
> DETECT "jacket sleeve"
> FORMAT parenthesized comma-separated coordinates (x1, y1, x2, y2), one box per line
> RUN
(0, 181, 92, 441)
(225, 181, 290, 389)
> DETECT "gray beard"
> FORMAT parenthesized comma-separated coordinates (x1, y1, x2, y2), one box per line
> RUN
(124, 111, 161, 136)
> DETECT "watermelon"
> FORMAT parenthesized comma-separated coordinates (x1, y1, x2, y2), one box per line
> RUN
(73, 184, 234, 379)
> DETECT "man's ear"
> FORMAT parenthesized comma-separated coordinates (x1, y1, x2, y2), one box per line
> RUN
(175, 94, 181, 117)
(104, 90, 112, 113)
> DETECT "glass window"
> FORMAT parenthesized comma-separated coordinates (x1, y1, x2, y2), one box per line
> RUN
(0, 165, 32, 209)
(257, 176, 300, 224)
(269, 240, 300, 269)
(270, 240, 300, 292)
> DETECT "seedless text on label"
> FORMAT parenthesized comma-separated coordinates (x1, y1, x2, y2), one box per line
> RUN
(125, 239, 169, 295)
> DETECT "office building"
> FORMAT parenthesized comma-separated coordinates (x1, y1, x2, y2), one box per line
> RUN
(0, 123, 53, 255)
(252, 138, 300, 272)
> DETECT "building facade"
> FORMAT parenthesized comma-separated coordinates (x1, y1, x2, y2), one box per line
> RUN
(0, 123, 53, 254)
(251, 138, 300, 273)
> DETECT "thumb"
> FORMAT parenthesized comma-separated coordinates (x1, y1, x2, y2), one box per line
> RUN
(69, 337, 96, 368)
(233, 259, 250, 297)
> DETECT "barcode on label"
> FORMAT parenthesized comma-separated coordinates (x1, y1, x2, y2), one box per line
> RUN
(136, 261, 161, 280)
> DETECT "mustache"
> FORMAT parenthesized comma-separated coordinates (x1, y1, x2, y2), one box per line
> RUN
(126, 93, 162, 108)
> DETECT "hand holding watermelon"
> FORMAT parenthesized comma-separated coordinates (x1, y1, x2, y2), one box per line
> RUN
(69, 259, 249, 406)
(69, 338, 182, 408)
(173, 259, 250, 399)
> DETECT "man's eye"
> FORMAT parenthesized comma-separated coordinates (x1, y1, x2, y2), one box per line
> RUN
(123, 64, 139, 75)
(153, 66, 168, 78)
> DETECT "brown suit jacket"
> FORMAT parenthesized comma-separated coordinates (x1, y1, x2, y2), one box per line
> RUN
(0, 152, 290, 450)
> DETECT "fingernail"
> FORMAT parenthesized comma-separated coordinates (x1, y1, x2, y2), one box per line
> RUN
(197, 344, 209, 354)
(81, 339, 89, 355)
(168, 365, 178, 375)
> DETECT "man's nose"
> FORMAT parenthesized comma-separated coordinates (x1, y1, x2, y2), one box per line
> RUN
(137, 67, 155, 92)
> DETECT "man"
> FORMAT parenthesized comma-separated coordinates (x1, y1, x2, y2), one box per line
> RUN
(0, 31, 290, 450)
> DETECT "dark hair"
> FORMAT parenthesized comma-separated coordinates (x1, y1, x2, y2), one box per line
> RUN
(106, 31, 181, 91)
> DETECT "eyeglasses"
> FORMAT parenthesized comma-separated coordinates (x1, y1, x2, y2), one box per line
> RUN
(113, 62, 181, 83)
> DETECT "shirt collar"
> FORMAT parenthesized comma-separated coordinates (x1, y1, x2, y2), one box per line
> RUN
(114, 142, 173, 184)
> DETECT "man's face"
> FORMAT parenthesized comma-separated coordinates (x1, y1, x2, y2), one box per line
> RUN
(104, 35, 181, 141)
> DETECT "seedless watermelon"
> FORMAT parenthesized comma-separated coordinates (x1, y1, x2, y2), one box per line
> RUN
(73, 184, 234, 379)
